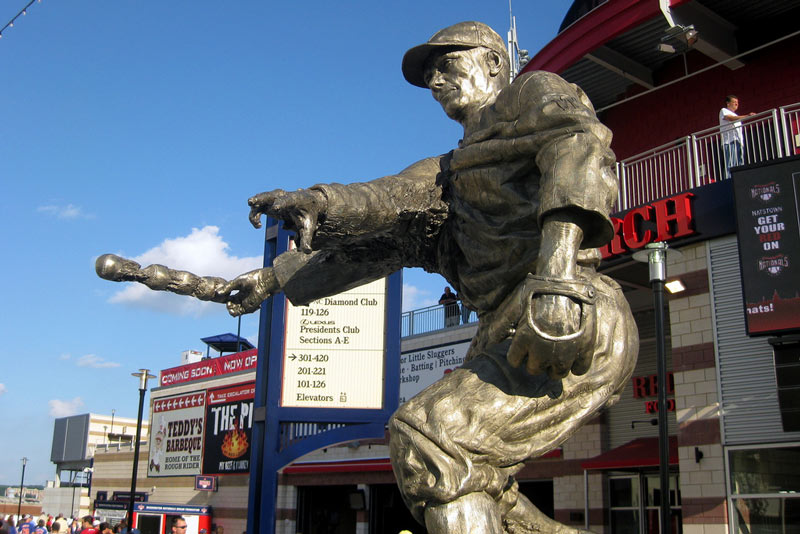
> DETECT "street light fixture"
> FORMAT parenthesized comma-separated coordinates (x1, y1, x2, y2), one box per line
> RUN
(633, 242, 681, 534)
(128, 369, 156, 529)
(17, 457, 27, 522)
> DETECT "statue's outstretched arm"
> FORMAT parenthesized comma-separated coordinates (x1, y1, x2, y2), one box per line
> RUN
(95, 254, 279, 316)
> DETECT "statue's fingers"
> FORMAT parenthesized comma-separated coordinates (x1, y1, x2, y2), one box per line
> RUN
(525, 354, 545, 376)
(570, 350, 593, 376)
(547, 363, 570, 380)
(226, 302, 245, 317)
(297, 210, 317, 253)
(249, 207, 264, 229)
(247, 190, 282, 208)
(506, 332, 528, 368)
(248, 191, 283, 228)
(215, 280, 238, 300)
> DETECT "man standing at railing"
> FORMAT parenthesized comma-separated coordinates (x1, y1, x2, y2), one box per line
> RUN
(720, 95, 756, 178)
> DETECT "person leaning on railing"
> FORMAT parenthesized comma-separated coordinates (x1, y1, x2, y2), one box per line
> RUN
(719, 94, 756, 178)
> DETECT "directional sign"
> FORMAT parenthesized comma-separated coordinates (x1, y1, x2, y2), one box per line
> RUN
(280, 278, 388, 409)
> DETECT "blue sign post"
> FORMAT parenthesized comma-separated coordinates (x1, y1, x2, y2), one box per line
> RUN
(246, 220, 401, 534)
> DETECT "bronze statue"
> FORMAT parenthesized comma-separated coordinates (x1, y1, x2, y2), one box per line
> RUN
(97, 21, 638, 534)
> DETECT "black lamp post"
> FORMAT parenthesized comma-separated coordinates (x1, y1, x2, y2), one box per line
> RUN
(17, 457, 27, 522)
(128, 369, 155, 529)
(634, 242, 680, 534)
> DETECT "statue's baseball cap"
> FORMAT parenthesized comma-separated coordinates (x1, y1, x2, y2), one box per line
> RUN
(402, 21, 508, 88)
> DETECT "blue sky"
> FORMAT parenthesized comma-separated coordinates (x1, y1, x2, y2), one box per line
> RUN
(0, 0, 572, 485)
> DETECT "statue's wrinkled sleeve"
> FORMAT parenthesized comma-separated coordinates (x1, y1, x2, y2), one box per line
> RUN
(309, 156, 447, 246)
(450, 71, 618, 248)
(272, 156, 447, 305)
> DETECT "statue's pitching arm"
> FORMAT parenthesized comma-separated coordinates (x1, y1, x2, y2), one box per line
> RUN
(95, 186, 322, 317)
(94, 253, 250, 304)
(96, 157, 445, 317)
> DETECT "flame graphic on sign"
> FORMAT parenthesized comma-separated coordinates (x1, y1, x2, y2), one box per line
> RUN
(221, 422, 249, 458)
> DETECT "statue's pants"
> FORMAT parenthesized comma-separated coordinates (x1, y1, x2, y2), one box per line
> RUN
(389, 272, 638, 524)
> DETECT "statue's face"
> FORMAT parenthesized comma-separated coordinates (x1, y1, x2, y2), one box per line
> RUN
(423, 47, 497, 122)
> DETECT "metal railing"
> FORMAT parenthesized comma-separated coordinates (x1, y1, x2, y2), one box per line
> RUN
(616, 102, 800, 211)
(401, 302, 477, 337)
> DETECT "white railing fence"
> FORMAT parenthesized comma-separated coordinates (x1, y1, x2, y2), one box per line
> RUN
(616, 102, 800, 211)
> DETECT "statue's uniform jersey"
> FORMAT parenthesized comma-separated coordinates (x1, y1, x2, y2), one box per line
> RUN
(268, 71, 637, 523)
(437, 71, 617, 312)
(271, 71, 617, 314)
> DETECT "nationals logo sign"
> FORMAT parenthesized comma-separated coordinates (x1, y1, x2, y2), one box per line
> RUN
(750, 181, 781, 202)
(758, 254, 790, 276)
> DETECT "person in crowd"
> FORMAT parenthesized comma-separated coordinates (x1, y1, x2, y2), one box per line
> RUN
(169, 518, 187, 534)
(53, 516, 66, 533)
(5, 516, 18, 534)
(78, 517, 96, 534)
(33, 520, 47, 534)
(438, 287, 459, 327)
(719, 94, 756, 178)
(18, 516, 35, 534)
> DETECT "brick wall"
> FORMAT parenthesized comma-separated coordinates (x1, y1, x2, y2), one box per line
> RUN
(555, 421, 606, 533)
(601, 35, 800, 160)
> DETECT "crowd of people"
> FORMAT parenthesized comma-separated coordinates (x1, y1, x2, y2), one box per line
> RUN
(0, 514, 132, 534)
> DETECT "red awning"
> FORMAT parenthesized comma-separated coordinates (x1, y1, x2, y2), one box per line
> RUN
(581, 436, 679, 470)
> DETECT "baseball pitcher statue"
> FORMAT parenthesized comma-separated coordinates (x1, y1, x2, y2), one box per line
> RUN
(97, 22, 638, 534)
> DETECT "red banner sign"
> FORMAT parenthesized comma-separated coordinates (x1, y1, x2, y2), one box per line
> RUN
(600, 192, 696, 259)
(159, 349, 258, 387)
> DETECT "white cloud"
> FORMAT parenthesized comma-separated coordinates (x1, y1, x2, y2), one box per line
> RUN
(0, 383, 6, 396)
(402, 284, 437, 312)
(49, 397, 84, 417)
(108, 226, 261, 316)
(59, 353, 71, 360)
(37, 204, 93, 220)
(76, 354, 121, 369)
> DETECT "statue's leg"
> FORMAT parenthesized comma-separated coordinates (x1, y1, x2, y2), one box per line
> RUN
(425, 492, 504, 534)
(504, 492, 592, 534)
(390, 272, 636, 534)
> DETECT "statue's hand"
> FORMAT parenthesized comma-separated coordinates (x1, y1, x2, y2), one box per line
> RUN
(248, 188, 327, 253)
(487, 275, 596, 381)
(530, 294, 581, 337)
(216, 268, 279, 317)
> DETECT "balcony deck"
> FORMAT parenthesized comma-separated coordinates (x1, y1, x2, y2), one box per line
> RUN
(616, 102, 800, 211)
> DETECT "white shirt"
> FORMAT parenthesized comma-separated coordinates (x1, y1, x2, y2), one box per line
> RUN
(719, 107, 742, 144)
